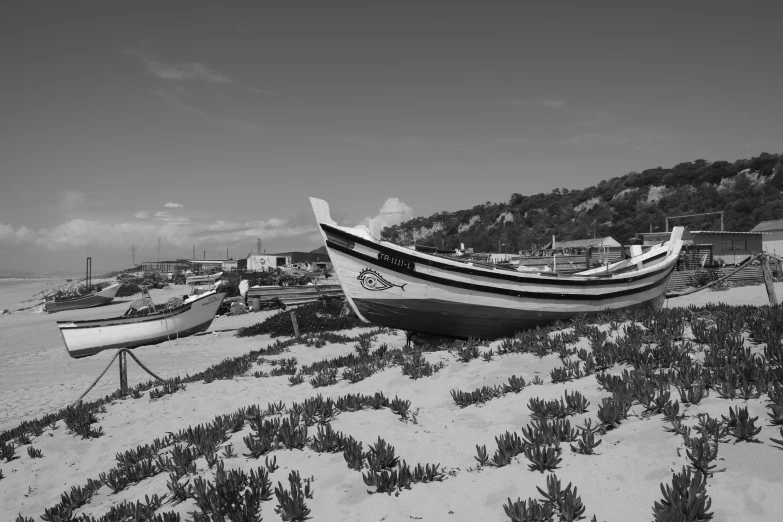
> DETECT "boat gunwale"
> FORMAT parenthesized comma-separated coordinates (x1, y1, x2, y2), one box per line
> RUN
(326, 239, 676, 301)
(45, 282, 122, 303)
(321, 223, 676, 287)
(56, 291, 226, 329)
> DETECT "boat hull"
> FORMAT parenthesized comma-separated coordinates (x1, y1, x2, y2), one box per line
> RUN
(186, 272, 223, 285)
(57, 292, 226, 358)
(44, 283, 122, 313)
(354, 293, 666, 339)
(309, 197, 683, 340)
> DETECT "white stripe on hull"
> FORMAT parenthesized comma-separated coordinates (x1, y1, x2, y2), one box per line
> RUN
(329, 247, 673, 315)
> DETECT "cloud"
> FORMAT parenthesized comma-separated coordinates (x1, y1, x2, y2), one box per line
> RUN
(0, 214, 314, 251)
(59, 189, 86, 210)
(539, 99, 566, 109)
(508, 98, 567, 109)
(128, 50, 234, 84)
(143, 88, 259, 133)
(362, 198, 414, 229)
(164, 202, 183, 208)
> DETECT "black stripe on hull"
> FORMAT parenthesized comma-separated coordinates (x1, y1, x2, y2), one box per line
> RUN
(322, 223, 670, 287)
(354, 296, 665, 340)
(66, 317, 217, 359)
(327, 240, 675, 301)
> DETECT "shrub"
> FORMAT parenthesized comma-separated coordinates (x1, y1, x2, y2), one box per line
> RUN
(652, 467, 713, 521)
(275, 471, 312, 521)
(237, 300, 363, 337)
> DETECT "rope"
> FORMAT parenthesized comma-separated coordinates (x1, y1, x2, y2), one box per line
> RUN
(72, 350, 123, 406)
(72, 349, 166, 406)
(124, 350, 166, 382)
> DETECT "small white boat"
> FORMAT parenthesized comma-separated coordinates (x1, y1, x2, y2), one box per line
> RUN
(186, 271, 223, 285)
(310, 197, 685, 340)
(58, 289, 226, 358)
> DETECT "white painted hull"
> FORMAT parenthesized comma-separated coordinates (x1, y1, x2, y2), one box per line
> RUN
(309, 197, 684, 339)
(58, 291, 226, 358)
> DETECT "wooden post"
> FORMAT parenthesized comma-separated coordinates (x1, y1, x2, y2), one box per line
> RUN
(290, 311, 300, 340)
(586, 247, 591, 269)
(119, 350, 128, 396)
(762, 255, 778, 306)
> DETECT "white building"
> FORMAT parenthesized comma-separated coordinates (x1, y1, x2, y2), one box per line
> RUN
(246, 254, 292, 272)
(750, 219, 783, 255)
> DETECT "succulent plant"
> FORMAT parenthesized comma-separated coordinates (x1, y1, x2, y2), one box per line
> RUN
(274, 472, 312, 521)
(366, 437, 400, 472)
(475, 444, 490, 467)
(1, 442, 16, 462)
(503, 496, 555, 521)
(26, 446, 43, 459)
(570, 429, 602, 455)
(524, 444, 563, 473)
(652, 467, 713, 521)
(722, 406, 762, 442)
(343, 436, 365, 471)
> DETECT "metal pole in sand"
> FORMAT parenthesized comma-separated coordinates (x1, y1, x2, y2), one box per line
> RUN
(762, 254, 778, 306)
(119, 350, 128, 395)
(290, 311, 300, 340)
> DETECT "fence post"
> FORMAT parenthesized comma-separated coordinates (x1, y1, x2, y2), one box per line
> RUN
(290, 311, 300, 340)
(119, 350, 128, 396)
(762, 255, 778, 306)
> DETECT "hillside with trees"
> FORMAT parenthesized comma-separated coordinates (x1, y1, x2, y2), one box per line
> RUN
(382, 153, 783, 253)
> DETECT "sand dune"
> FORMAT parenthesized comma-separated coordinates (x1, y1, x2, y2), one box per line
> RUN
(1, 282, 782, 521)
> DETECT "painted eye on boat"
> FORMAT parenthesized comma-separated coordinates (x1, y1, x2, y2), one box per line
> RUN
(357, 269, 396, 291)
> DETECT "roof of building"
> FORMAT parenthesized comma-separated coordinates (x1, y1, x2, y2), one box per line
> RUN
(543, 236, 621, 249)
(690, 230, 761, 235)
(750, 219, 783, 233)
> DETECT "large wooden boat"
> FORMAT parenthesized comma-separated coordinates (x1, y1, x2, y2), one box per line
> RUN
(310, 197, 685, 340)
(58, 289, 226, 358)
(44, 282, 122, 313)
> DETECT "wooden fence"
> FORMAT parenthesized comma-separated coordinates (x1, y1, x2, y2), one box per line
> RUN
(667, 265, 764, 294)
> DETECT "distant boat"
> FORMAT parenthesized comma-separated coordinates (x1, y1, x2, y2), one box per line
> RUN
(44, 283, 123, 313)
(309, 197, 685, 340)
(58, 289, 227, 358)
(186, 272, 223, 285)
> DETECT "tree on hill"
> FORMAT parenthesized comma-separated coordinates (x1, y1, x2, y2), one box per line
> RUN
(382, 153, 783, 251)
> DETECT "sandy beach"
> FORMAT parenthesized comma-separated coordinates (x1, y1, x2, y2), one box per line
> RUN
(1, 281, 782, 521)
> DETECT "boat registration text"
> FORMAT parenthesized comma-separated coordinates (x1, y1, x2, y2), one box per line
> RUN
(377, 253, 415, 271)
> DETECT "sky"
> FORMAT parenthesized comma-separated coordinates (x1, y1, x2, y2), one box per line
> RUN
(1, 1, 782, 274)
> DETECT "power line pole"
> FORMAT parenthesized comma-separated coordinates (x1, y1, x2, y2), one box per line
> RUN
(130, 244, 137, 266)
(157, 237, 162, 262)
